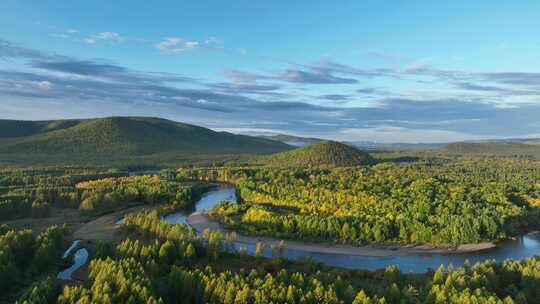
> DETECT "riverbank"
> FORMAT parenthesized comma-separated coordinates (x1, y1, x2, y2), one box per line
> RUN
(73, 205, 153, 241)
(71, 183, 224, 242)
(186, 212, 496, 257)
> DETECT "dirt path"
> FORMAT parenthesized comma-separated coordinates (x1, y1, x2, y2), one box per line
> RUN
(2, 207, 86, 235)
(187, 212, 496, 257)
(73, 205, 152, 242)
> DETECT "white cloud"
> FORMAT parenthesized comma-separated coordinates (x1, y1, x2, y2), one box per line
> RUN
(404, 59, 433, 73)
(153, 36, 229, 54)
(154, 37, 199, 53)
(85, 32, 126, 44)
(185, 41, 199, 48)
(204, 36, 224, 48)
(35, 81, 53, 90)
(50, 29, 80, 39)
(50, 33, 69, 39)
(96, 32, 126, 42)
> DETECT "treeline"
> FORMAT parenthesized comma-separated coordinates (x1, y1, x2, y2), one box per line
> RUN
(20, 211, 540, 303)
(183, 160, 540, 245)
(0, 167, 128, 220)
(0, 166, 129, 186)
(76, 176, 208, 213)
(0, 225, 69, 301)
(0, 166, 207, 219)
(0, 169, 127, 188)
(0, 187, 80, 220)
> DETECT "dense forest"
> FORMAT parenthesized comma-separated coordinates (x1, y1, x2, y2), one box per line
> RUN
(261, 141, 374, 167)
(0, 167, 208, 220)
(11, 211, 540, 304)
(0, 168, 127, 220)
(182, 160, 540, 245)
(76, 175, 207, 213)
(1, 225, 69, 302)
(0, 159, 539, 303)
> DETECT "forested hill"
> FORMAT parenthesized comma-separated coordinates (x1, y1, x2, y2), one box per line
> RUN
(444, 141, 540, 158)
(263, 140, 374, 167)
(0, 119, 83, 138)
(0, 117, 292, 161)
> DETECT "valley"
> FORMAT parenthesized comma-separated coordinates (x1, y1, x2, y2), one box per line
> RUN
(4, 1, 540, 302)
(1, 117, 540, 303)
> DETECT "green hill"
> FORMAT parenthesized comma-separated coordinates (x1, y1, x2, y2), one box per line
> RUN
(0, 117, 292, 163)
(444, 141, 540, 158)
(0, 119, 82, 138)
(263, 140, 374, 167)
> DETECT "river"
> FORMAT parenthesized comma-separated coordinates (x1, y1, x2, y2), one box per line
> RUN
(163, 186, 237, 224)
(164, 185, 540, 273)
(57, 241, 89, 281)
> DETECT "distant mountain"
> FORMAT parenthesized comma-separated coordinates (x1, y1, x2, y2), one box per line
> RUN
(351, 141, 446, 150)
(263, 140, 374, 167)
(257, 134, 323, 147)
(444, 141, 540, 158)
(0, 117, 292, 162)
(493, 138, 540, 145)
(257, 134, 447, 150)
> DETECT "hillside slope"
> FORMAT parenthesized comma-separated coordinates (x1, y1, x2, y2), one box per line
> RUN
(0, 117, 291, 161)
(0, 119, 82, 138)
(263, 140, 374, 167)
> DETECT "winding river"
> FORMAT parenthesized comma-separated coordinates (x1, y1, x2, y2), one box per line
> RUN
(164, 185, 540, 273)
(57, 242, 89, 281)
(164, 186, 237, 224)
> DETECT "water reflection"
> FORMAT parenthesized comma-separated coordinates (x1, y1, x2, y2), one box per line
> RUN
(163, 186, 237, 224)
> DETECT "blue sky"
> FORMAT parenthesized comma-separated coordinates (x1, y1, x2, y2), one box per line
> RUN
(1, 1, 540, 142)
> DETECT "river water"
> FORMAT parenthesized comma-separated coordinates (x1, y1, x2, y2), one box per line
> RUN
(163, 186, 237, 224)
(57, 242, 89, 280)
(163, 185, 540, 273)
(61, 239, 81, 258)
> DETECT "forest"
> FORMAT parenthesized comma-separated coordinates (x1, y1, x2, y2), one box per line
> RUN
(12, 211, 540, 304)
(183, 160, 540, 245)
(76, 175, 206, 213)
(0, 159, 539, 303)
(1, 225, 69, 301)
(0, 167, 208, 221)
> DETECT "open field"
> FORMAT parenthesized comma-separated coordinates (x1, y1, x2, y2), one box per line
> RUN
(72, 205, 151, 242)
(2, 207, 87, 235)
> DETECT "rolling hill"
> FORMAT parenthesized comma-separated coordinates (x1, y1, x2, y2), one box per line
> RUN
(263, 140, 374, 167)
(0, 117, 292, 163)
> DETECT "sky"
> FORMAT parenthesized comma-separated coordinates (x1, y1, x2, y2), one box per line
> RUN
(1, 1, 540, 143)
